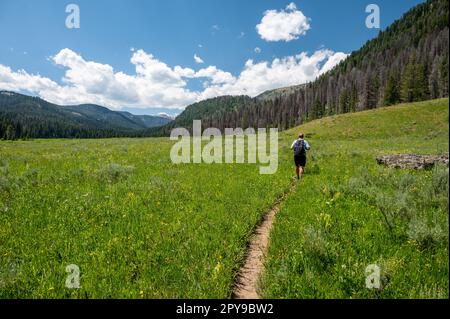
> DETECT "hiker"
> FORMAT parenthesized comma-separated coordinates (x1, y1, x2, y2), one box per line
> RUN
(290, 133, 310, 179)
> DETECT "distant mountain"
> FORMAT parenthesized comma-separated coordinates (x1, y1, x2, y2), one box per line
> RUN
(151, 0, 448, 135)
(0, 91, 172, 139)
(117, 111, 173, 129)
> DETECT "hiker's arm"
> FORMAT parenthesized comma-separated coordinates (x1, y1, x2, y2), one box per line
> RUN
(290, 140, 296, 149)
(305, 141, 311, 150)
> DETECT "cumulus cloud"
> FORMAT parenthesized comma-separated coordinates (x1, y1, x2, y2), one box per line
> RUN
(256, 2, 311, 42)
(0, 65, 59, 93)
(254, 47, 262, 54)
(194, 54, 204, 64)
(319, 52, 348, 74)
(191, 66, 236, 85)
(0, 48, 199, 108)
(197, 49, 348, 99)
(0, 47, 347, 110)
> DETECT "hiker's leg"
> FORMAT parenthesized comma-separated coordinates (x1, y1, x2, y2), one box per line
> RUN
(299, 166, 304, 176)
(295, 166, 300, 178)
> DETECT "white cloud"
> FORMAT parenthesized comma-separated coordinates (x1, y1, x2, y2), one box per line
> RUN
(319, 52, 348, 74)
(197, 49, 348, 99)
(192, 66, 236, 85)
(0, 48, 199, 108)
(254, 47, 261, 54)
(0, 48, 347, 110)
(194, 54, 204, 64)
(0, 64, 59, 93)
(238, 31, 245, 39)
(256, 2, 311, 42)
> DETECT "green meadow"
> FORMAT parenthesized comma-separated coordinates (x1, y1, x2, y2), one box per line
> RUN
(0, 98, 448, 298)
(263, 98, 449, 298)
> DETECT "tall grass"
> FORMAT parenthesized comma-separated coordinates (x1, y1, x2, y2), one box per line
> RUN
(263, 99, 449, 298)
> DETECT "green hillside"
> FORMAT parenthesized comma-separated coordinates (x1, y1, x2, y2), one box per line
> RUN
(147, 95, 253, 136)
(263, 98, 449, 298)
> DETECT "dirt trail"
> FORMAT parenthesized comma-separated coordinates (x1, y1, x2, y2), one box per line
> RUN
(232, 182, 296, 299)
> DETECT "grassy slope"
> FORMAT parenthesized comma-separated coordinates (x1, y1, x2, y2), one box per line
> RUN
(263, 98, 449, 298)
(0, 138, 291, 298)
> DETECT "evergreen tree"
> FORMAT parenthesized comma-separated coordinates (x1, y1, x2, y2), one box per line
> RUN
(401, 55, 417, 103)
(401, 55, 429, 102)
(5, 124, 16, 140)
(438, 53, 449, 97)
(384, 69, 401, 105)
(365, 75, 380, 109)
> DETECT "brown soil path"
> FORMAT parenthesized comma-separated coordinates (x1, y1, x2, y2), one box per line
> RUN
(232, 181, 297, 299)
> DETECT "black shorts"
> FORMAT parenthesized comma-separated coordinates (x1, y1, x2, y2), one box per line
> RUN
(294, 154, 306, 167)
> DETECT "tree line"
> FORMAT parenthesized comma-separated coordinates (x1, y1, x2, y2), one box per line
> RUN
(178, 0, 449, 132)
(0, 114, 142, 140)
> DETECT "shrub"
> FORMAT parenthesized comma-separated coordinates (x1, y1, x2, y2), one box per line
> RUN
(398, 173, 416, 191)
(20, 169, 39, 186)
(0, 259, 22, 290)
(431, 164, 449, 197)
(375, 191, 411, 232)
(0, 175, 10, 193)
(303, 226, 330, 264)
(340, 177, 366, 197)
(393, 191, 411, 219)
(375, 193, 395, 231)
(96, 163, 135, 183)
(407, 216, 448, 249)
(0, 165, 15, 193)
(321, 182, 340, 199)
(416, 164, 449, 212)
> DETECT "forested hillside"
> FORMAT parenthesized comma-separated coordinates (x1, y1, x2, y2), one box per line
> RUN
(149, 95, 253, 135)
(153, 0, 448, 133)
(0, 91, 171, 139)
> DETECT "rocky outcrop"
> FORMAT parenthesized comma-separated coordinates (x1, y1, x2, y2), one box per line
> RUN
(376, 154, 449, 170)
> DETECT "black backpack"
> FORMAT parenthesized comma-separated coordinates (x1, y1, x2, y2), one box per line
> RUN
(293, 139, 305, 156)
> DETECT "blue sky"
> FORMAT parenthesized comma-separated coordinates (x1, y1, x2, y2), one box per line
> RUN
(0, 0, 424, 115)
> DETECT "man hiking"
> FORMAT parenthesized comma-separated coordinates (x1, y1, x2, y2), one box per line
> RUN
(290, 133, 311, 179)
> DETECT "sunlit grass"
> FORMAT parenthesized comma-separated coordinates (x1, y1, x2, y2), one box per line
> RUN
(263, 98, 449, 298)
(0, 98, 448, 298)
(0, 137, 291, 298)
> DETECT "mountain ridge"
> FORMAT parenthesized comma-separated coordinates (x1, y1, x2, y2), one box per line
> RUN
(0, 91, 172, 139)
